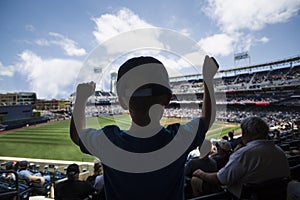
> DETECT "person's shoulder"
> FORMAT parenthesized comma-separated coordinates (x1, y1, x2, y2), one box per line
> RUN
(95, 174, 104, 180)
(210, 153, 221, 159)
(186, 157, 199, 165)
(82, 125, 122, 134)
(77, 179, 92, 185)
(18, 170, 30, 176)
(102, 125, 122, 134)
(55, 179, 68, 188)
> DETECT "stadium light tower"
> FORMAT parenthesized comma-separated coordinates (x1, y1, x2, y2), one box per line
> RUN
(111, 72, 117, 95)
(234, 52, 251, 67)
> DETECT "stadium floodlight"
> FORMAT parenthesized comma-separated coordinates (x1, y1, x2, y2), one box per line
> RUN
(234, 51, 251, 67)
(94, 67, 102, 74)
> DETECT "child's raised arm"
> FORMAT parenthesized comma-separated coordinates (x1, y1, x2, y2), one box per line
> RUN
(201, 56, 218, 132)
(70, 82, 96, 145)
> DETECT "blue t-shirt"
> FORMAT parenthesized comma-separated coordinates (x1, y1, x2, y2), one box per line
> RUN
(79, 118, 206, 200)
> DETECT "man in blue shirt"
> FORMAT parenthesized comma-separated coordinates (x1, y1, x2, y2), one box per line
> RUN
(17, 160, 50, 186)
(70, 56, 218, 199)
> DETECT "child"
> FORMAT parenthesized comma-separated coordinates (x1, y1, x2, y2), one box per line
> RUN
(70, 55, 218, 200)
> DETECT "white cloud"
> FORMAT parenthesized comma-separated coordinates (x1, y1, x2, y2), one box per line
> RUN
(92, 7, 153, 43)
(198, 33, 234, 56)
(204, 0, 300, 33)
(35, 32, 87, 57)
(89, 8, 206, 79)
(200, 0, 300, 56)
(35, 39, 50, 46)
(0, 62, 15, 77)
(49, 32, 87, 56)
(16, 50, 82, 99)
(258, 36, 269, 44)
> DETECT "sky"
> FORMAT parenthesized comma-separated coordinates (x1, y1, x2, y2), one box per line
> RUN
(0, 0, 300, 99)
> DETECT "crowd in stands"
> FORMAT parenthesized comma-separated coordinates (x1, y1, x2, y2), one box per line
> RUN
(169, 64, 300, 94)
(85, 105, 123, 117)
(163, 107, 300, 132)
(0, 160, 106, 200)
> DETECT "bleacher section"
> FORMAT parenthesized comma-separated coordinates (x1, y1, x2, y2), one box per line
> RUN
(0, 157, 94, 200)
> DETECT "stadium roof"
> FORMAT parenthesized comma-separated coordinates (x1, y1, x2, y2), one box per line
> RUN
(170, 55, 300, 81)
(219, 55, 300, 73)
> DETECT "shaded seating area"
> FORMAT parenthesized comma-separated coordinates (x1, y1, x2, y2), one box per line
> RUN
(240, 177, 290, 200)
(189, 177, 291, 200)
(0, 169, 31, 200)
(187, 128, 300, 200)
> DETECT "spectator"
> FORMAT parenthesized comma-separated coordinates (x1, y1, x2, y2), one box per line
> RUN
(210, 139, 231, 170)
(187, 147, 200, 161)
(54, 163, 95, 200)
(17, 160, 49, 186)
(185, 139, 216, 178)
(2, 161, 16, 181)
(228, 131, 241, 150)
(93, 161, 104, 193)
(86, 160, 104, 193)
(192, 117, 290, 199)
(70, 56, 218, 200)
(222, 135, 229, 141)
(184, 139, 219, 197)
(287, 180, 300, 200)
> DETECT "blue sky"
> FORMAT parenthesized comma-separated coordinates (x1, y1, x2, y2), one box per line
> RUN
(0, 0, 300, 99)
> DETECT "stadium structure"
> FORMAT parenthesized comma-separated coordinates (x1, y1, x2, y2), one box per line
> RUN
(1, 55, 300, 200)
(79, 55, 300, 131)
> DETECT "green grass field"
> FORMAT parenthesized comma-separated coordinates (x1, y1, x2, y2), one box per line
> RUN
(0, 115, 240, 162)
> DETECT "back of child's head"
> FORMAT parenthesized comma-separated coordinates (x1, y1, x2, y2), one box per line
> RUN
(117, 56, 172, 110)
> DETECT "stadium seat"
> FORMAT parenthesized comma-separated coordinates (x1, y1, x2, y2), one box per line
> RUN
(290, 164, 300, 181)
(188, 191, 231, 200)
(0, 169, 31, 200)
(278, 143, 290, 151)
(240, 177, 290, 200)
(288, 155, 300, 167)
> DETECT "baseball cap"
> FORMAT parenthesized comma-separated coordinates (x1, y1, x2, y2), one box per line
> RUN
(19, 160, 28, 169)
(5, 162, 14, 170)
(217, 139, 232, 151)
(117, 56, 172, 98)
(67, 163, 80, 174)
(199, 139, 212, 159)
(94, 160, 102, 171)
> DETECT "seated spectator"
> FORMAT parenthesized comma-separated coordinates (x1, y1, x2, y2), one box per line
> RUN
(55, 163, 95, 200)
(86, 160, 104, 193)
(2, 161, 16, 181)
(184, 139, 219, 197)
(17, 160, 50, 186)
(185, 139, 217, 178)
(228, 131, 242, 150)
(222, 135, 229, 141)
(210, 139, 231, 170)
(93, 161, 104, 193)
(272, 129, 281, 139)
(187, 147, 200, 161)
(287, 180, 300, 200)
(192, 117, 290, 199)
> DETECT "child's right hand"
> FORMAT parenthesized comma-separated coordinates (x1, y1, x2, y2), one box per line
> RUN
(76, 81, 96, 100)
(202, 55, 219, 82)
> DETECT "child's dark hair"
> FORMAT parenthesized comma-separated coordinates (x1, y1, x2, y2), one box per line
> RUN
(117, 56, 172, 98)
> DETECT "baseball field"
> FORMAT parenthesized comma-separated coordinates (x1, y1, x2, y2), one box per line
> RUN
(0, 114, 240, 162)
